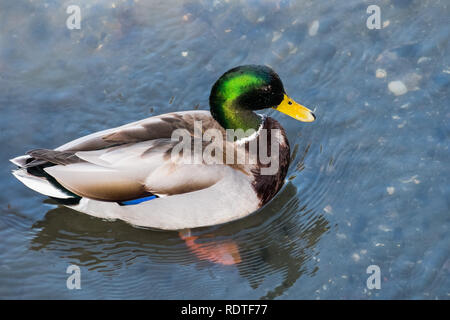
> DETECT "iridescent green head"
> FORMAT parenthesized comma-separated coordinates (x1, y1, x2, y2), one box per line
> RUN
(209, 65, 315, 132)
(209, 65, 285, 131)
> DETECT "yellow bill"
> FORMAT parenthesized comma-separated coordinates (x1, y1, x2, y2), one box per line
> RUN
(273, 94, 316, 122)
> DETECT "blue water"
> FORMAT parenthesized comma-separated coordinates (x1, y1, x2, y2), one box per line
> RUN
(0, 0, 448, 299)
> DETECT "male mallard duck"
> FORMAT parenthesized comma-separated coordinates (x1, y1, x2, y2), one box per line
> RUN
(11, 65, 315, 230)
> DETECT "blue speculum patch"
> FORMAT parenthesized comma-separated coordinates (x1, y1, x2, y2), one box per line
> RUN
(120, 195, 158, 205)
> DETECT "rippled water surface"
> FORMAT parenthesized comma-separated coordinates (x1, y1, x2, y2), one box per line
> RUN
(0, 0, 449, 299)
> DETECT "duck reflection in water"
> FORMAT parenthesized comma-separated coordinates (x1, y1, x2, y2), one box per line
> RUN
(31, 182, 329, 298)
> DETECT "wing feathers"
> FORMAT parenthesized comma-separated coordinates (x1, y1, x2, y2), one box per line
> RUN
(44, 163, 150, 201)
(12, 111, 238, 202)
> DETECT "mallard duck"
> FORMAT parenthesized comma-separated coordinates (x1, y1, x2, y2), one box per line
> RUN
(11, 65, 315, 230)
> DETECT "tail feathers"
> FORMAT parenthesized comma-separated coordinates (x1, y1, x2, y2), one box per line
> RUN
(10, 155, 31, 167)
(12, 169, 74, 199)
(26, 149, 83, 167)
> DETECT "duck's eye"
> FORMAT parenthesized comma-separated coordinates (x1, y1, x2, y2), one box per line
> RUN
(288, 101, 292, 105)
